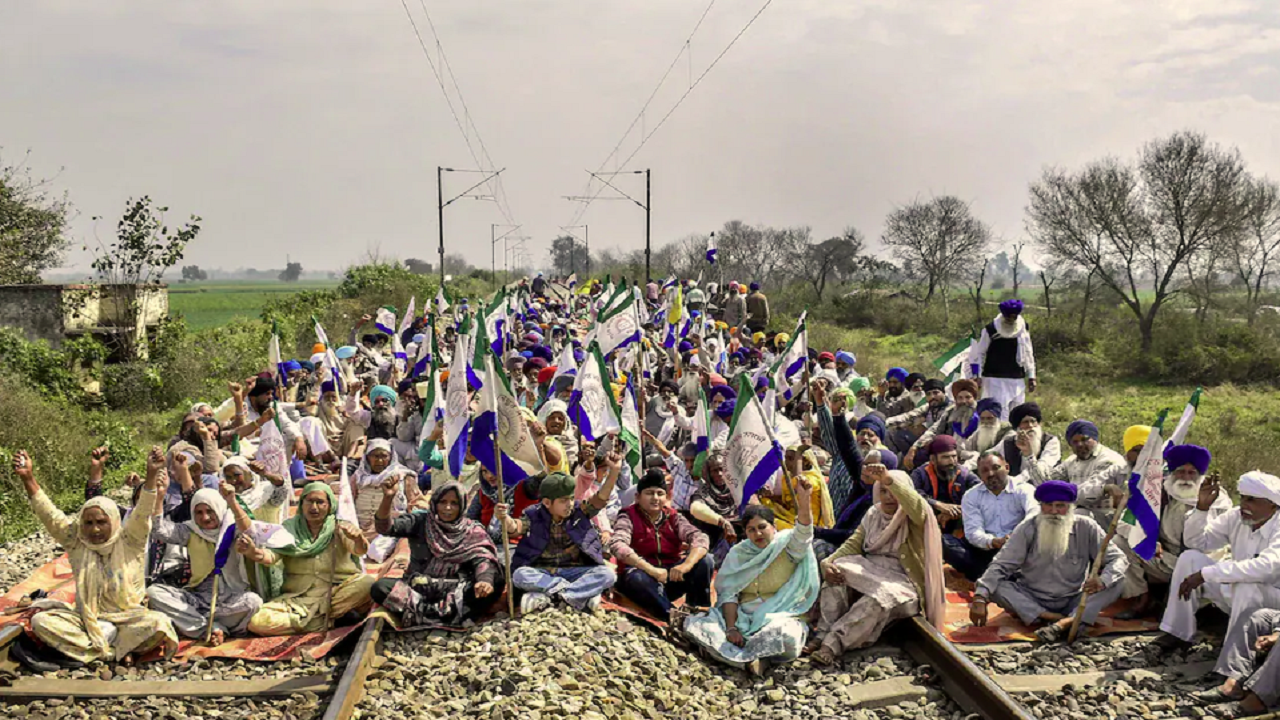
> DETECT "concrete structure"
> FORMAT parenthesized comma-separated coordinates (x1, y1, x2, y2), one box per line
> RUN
(0, 283, 169, 358)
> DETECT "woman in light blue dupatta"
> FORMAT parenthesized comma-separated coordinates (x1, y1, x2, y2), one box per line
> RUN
(683, 474, 820, 674)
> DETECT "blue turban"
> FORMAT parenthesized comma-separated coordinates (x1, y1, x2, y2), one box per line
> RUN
(855, 414, 887, 441)
(999, 299, 1024, 316)
(336, 346, 358, 360)
(730, 350, 746, 362)
(976, 398, 1003, 419)
(283, 360, 302, 373)
(520, 350, 534, 359)
(885, 367, 908, 383)
(573, 349, 586, 363)
(714, 400, 736, 419)
(835, 351, 856, 366)
(320, 380, 336, 394)
(678, 341, 693, 353)
(1065, 419, 1099, 441)
(298, 360, 315, 372)
(529, 345, 554, 362)
(1034, 480, 1078, 504)
(413, 334, 426, 344)
(749, 282, 760, 292)
(369, 385, 398, 407)
(754, 375, 770, 390)
(709, 385, 737, 402)
(1164, 444, 1211, 475)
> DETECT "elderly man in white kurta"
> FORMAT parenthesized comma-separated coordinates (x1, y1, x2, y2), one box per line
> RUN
(1156, 472, 1280, 663)
(1025, 419, 1126, 522)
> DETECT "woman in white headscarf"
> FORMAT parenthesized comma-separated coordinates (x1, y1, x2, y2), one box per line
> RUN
(537, 399, 579, 470)
(351, 438, 419, 536)
(146, 480, 265, 645)
(11, 449, 179, 668)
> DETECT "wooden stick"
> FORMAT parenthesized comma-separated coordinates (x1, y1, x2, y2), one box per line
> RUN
(204, 574, 220, 643)
(1067, 489, 1127, 643)
(493, 411, 516, 618)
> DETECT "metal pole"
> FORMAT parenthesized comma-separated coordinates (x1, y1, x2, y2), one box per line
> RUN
(437, 166, 445, 288)
(491, 224, 496, 290)
(585, 225, 590, 278)
(645, 169, 651, 283)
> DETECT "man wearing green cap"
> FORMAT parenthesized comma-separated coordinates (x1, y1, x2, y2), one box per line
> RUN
(496, 444, 623, 614)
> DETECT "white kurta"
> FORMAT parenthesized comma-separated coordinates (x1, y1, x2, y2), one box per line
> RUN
(1160, 508, 1280, 642)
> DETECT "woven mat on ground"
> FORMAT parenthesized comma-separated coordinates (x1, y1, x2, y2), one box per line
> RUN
(0, 538, 412, 663)
(941, 588, 1159, 643)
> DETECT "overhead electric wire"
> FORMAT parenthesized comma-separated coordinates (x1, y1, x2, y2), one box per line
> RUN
(398, 0, 521, 230)
(565, 0, 774, 229)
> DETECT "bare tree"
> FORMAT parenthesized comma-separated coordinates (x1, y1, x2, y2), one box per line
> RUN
(882, 196, 992, 303)
(1027, 131, 1250, 352)
(795, 228, 864, 302)
(967, 259, 989, 323)
(1011, 241, 1026, 297)
(1230, 175, 1280, 325)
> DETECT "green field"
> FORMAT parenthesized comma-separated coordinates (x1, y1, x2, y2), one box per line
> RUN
(168, 280, 339, 329)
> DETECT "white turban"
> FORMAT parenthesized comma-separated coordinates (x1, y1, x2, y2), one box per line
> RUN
(1239, 471, 1280, 506)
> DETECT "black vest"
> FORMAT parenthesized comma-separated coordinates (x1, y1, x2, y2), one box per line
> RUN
(1002, 432, 1056, 476)
(982, 321, 1026, 379)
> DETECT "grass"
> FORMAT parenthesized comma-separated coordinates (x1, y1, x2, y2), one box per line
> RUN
(784, 314, 1280, 490)
(168, 280, 339, 329)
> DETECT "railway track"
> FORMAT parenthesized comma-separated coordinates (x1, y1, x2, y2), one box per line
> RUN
(0, 613, 1221, 720)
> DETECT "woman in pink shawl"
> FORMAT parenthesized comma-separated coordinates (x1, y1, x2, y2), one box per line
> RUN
(806, 465, 945, 665)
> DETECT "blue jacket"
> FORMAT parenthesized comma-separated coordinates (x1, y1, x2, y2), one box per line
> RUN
(511, 503, 606, 571)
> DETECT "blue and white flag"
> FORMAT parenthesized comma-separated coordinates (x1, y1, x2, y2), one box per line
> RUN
(417, 359, 445, 449)
(692, 388, 711, 454)
(706, 234, 717, 264)
(210, 510, 238, 578)
(567, 343, 621, 441)
(399, 297, 416, 336)
(619, 374, 643, 478)
(313, 316, 344, 393)
(443, 332, 472, 478)
(268, 322, 288, 388)
(471, 350, 546, 486)
(1124, 411, 1168, 562)
(375, 307, 397, 336)
(567, 273, 578, 289)
(412, 321, 433, 378)
(1126, 388, 1200, 560)
(552, 342, 578, 385)
(435, 286, 451, 315)
(724, 374, 784, 511)
(596, 295, 642, 356)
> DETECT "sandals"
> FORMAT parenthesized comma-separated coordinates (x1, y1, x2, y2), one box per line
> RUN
(1035, 622, 1069, 643)
(810, 647, 838, 666)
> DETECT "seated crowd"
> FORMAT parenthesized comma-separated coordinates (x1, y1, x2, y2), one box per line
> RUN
(6, 278, 1280, 716)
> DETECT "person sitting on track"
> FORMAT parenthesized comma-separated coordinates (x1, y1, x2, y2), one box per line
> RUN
(495, 450, 622, 615)
(688, 451, 743, 567)
(608, 468, 713, 621)
(1152, 472, 1280, 658)
(909, 435, 979, 576)
(758, 443, 835, 530)
(1117, 443, 1231, 619)
(241, 482, 375, 635)
(220, 455, 290, 525)
(995, 402, 1061, 483)
(349, 438, 420, 539)
(808, 465, 944, 666)
(682, 476, 820, 676)
(371, 480, 504, 627)
(9, 448, 179, 671)
(970, 479, 1127, 642)
(956, 451, 1039, 582)
(146, 479, 264, 646)
(1195, 607, 1280, 715)
(1024, 419, 1127, 523)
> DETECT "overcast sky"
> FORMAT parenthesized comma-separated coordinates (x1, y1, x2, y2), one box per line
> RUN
(4, 1, 1280, 276)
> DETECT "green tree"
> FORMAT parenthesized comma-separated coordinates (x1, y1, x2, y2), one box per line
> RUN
(0, 151, 71, 284)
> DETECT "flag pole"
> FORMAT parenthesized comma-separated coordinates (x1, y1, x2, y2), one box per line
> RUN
(1066, 486, 1127, 644)
(636, 344, 648, 459)
(205, 574, 221, 643)
(488, 357, 517, 618)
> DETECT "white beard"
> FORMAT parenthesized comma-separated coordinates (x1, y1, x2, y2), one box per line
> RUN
(1165, 475, 1202, 506)
(858, 440, 877, 456)
(1016, 426, 1043, 460)
(1035, 510, 1074, 560)
(994, 315, 1026, 339)
(908, 390, 925, 406)
(973, 423, 1000, 452)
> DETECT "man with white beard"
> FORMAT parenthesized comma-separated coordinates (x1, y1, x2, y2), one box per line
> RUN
(968, 298, 1037, 418)
(960, 398, 1012, 470)
(970, 480, 1127, 642)
(1118, 444, 1231, 618)
(997, 402, 1061, 481)
(853, 415, 890, 458)
(1153, 471, 1280, 664)
(903, 379, 981, 471)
